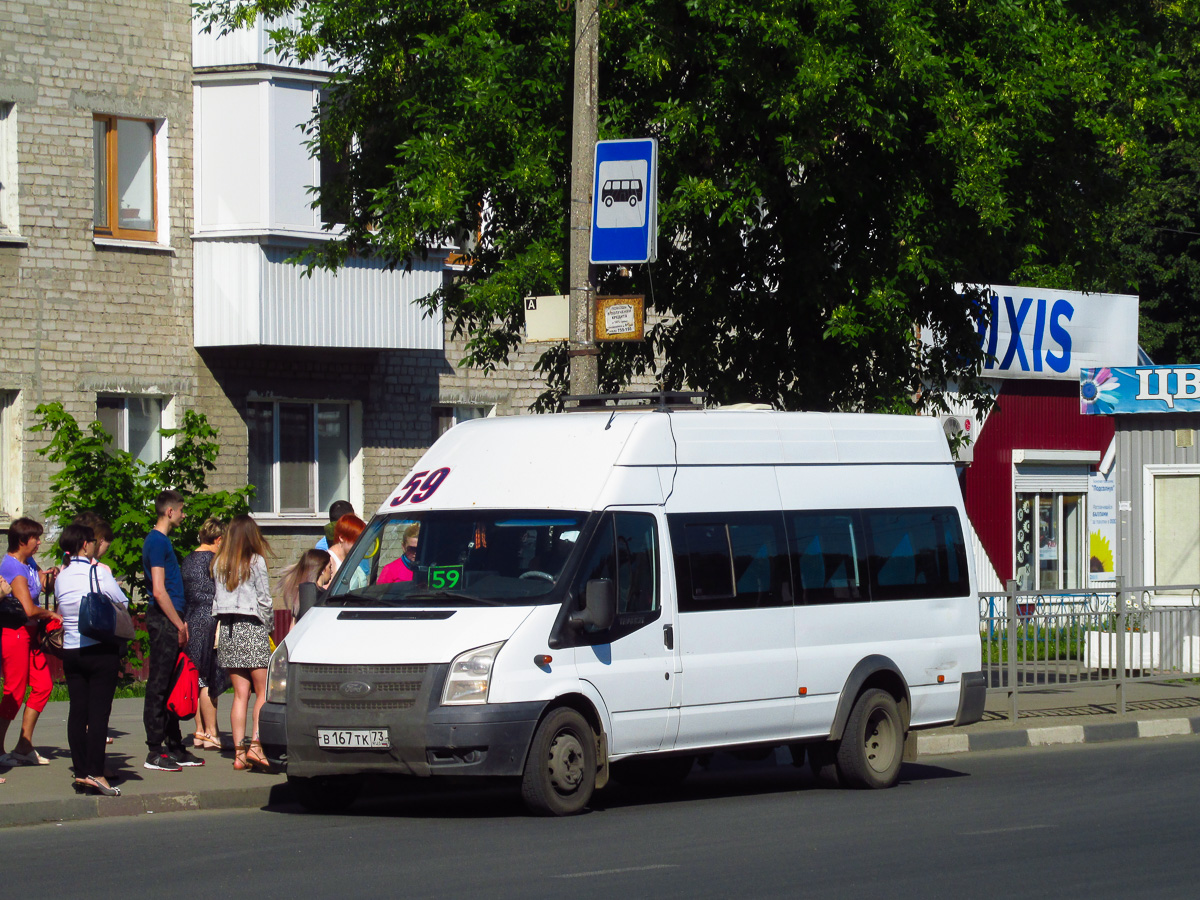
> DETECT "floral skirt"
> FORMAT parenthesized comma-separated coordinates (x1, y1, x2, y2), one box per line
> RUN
(215, 615, 270, 670)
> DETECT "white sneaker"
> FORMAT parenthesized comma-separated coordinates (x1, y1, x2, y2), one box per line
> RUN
(2, 749, 50, 766)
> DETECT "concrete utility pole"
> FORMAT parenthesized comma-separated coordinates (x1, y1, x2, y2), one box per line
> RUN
(568, 0, 599, 398)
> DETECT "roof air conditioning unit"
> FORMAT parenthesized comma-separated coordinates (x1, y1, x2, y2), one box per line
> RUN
(939, 415, 974, 463)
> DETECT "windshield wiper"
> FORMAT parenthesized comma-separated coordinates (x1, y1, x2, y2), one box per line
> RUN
(405, 591, 505, 607)
(324, 592, 401, 607)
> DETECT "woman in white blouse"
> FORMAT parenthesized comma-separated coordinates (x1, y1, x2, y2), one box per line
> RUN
(56, 522, 129, 796)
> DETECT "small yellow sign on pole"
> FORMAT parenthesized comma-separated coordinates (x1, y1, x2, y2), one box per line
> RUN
(594, 295, 645, 341)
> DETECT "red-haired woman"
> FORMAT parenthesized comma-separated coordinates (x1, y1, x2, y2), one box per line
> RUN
(210, 515, 273, 771)
(327, 513, 365, 579)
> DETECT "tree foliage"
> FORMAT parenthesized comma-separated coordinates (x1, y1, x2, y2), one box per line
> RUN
(32, 403, 254, 603)
(197, 0, 1191, 411)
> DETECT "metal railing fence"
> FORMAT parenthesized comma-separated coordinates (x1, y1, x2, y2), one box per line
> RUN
(980, 578, 1200, 720)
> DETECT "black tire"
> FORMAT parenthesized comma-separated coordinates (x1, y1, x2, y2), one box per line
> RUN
(610, 754, 694, 789)
(289, 774, 363, 813)
(521, 707, 596, 816)
(604, 196, 614, 207)
(628, 195, 638, 207)
(808, 741, 841, 787)
(835, 688, 904, 789)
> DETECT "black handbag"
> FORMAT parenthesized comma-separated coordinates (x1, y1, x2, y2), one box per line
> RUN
(0, 594, 28, 629)
(78, 564, 135, 642)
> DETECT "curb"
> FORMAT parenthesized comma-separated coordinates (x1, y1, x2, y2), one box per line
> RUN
(0, 783, 292, 829)
(917, 715, 1200, 757)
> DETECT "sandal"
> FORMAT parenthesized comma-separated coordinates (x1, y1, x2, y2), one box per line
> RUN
(233, 744, 248, 771)
(245, 739, 272, 772)
(193, 732, 222, 751)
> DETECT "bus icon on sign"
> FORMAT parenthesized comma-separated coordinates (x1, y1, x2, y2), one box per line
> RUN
(602, 179, 643, 208)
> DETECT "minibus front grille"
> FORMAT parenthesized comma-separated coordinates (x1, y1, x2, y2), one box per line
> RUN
(302, 699, 416, 711)
(292, 663, 433, 714)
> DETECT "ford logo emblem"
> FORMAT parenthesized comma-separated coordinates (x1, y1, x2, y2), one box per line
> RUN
(339, 681, 372, 696)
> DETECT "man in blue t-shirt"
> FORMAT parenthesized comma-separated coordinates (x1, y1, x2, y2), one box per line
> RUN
(315, 499, 355, 551)
(141, 489, 204, 772)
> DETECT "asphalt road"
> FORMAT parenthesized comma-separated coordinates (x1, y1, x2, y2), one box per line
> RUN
(4, 738, 1199, 899)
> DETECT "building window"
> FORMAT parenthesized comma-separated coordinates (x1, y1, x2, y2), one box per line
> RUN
(0, 391, 18, 515)
(247, 401, 351, 516)
(97, 396, 164, 464)
(431, 404, 491, 442)
(93, 115, 157, 241)
(0, 103, 16, 236)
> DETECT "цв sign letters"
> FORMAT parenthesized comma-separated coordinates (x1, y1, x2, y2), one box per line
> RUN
(590, 138, 657, 265)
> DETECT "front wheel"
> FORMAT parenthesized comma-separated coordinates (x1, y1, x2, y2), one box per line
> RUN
(835, 688, 904, 789)
(521, 707, 597, 816)
(289, 774, 363, 813)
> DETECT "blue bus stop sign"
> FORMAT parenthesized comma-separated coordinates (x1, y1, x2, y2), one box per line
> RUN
(590, 138, 657, 265)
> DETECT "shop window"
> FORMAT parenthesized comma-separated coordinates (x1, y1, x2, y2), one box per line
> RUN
(431, 404, 491, 442)
(97, 396, 164, 465)
(1152, 475, 1200, 586)
(1015, 492, 1086, 591)
(93, 115, 157, 241)
(247, 401, 353, 516)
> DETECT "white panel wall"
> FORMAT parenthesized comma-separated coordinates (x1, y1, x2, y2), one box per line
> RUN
(194, 241, 263, 346)
(193, 12, 334, 72)
(197, 83, 264, 230)
(195, 241, 445, 350)
(271, 83, 320, 229)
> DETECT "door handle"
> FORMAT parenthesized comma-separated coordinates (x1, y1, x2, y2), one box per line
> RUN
(663, 624, 674, 650)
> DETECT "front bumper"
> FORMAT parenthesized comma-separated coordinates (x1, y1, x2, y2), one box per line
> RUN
(275, 661, 546, 778)
(953, 670, 987, 726)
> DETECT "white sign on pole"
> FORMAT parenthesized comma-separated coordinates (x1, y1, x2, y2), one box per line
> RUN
(523, 294, 569, 342)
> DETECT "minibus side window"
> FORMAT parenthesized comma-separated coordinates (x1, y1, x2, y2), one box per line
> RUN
(863, 507, 969, 601)
(787, 512, 867, 605)
(668, 513, 790, 612)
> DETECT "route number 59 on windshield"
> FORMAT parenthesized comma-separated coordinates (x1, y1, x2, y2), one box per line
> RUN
(391, 467, 451, 506)
(429, 566, 463, 590)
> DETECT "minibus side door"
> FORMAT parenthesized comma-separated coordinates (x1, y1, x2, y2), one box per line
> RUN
(571, 509, 680, 755)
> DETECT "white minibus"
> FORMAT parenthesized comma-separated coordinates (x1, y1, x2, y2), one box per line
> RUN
(261, 408, 985, 815)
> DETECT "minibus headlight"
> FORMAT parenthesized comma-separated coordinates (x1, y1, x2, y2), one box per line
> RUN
(266, 642, 288, 705)
(441, 641, 504, 705)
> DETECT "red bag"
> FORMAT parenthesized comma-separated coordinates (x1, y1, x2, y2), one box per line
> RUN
(167, 651, 200, 720)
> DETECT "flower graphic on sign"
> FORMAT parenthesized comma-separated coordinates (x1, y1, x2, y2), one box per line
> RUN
(1080, 367, 1121, 415)
(1089, 531, 1114, 575)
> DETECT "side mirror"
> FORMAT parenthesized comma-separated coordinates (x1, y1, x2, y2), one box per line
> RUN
(297, 581, 319, 621)
(570, 578, 617, 631)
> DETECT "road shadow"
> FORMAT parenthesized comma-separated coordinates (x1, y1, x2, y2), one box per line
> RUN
(259, 752, 971, 820)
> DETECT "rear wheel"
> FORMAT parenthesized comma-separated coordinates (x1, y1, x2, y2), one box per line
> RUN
(835, 688, 904, 789)
(521, 707, 597, 816)
(289, 774, 363, 813)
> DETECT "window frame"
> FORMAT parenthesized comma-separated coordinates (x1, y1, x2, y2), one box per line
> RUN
(96, 394, 166, 465)
(93, 114, 158, 242)
(431, 403, 493, 443)
(669, 511, 792, 613)
(0, 102, 16, 237)
(0, 391, 19, 517)
(246, 399, 358, 519)
(1142, 464, 1200, 589)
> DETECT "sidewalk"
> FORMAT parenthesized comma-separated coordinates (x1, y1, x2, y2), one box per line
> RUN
(2, 682, 1199, 828)
(0, 697, 290, 828)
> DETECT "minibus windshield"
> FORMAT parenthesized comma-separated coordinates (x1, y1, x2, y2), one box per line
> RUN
(323, 510, 588, 607)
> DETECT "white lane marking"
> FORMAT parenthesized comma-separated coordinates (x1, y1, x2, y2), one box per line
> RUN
(963, 824, 1057, 837)
(554, 865, 679, 879)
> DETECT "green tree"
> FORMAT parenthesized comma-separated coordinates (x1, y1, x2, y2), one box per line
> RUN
(198, 0, 1187, 412)
(32, 403, 254, 603)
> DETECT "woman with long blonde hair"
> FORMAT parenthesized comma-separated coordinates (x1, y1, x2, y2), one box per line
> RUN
(277, 549, 332, 620)
(210, 515, 272, 771)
